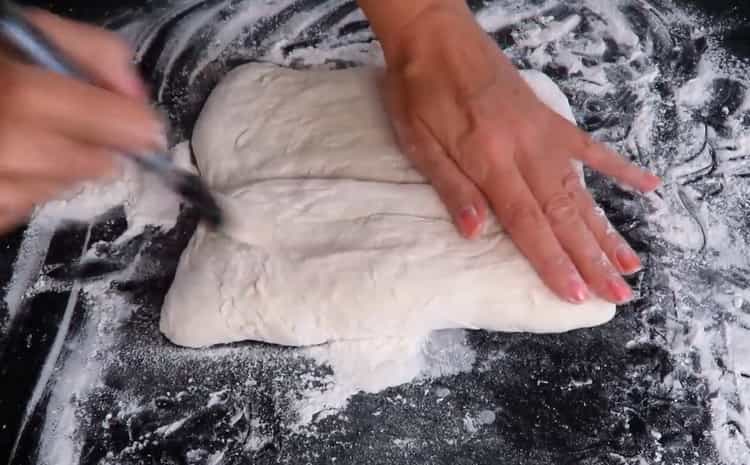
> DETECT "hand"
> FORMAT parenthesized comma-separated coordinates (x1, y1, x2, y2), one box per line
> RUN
(0, 9, 165, 233)
(372, 2, 661, 304)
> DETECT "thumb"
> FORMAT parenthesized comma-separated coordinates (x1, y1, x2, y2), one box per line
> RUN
(379, 72, 488, 239)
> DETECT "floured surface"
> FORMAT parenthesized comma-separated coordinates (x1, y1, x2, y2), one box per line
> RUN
(161, 63, 613, 348)
(3, 1, 750, 464)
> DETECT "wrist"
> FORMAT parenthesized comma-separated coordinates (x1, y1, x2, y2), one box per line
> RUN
(357, 0, 473, 67)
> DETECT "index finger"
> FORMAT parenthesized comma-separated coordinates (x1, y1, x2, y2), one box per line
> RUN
(561, 116, 661, 192)
(3, 60, 164, 153)
(23, 8, 148, 100)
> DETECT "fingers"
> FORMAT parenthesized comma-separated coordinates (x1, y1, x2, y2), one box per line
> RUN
(0, 60, 165, 154)
(409, 118, 488, 238)
(23, 8, 148, 100)
(521, 159, 633, 303)
(560, 116, 661, 192)
(0, 177, 66, 235)
(0, 177, 65, 213)
(381, 73, 488, 238)
(481, 160, 590, 303)
(567, 178, 643, 276)
(0, 10, 157, 237)
(0, 211, 29, 236)
(0, 125, 123, 236)
(376, 23, 655, 306)
(0, 125, 116, 181)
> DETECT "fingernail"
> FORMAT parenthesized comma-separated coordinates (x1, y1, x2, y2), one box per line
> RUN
(615, 245, 642, 274)
(567, 277, 590, 304)
(607, 276, 633, 303)
(457, 206, 482, 239)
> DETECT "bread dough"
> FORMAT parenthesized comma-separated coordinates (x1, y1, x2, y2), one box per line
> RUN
(160, 63, 614, 348)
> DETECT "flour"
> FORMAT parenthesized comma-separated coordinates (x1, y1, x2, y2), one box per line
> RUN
(475, 0, 556, 32)
(36, 280, 131, 465)
(513, 14, 582, 48)
(8, 1, 750, 464)
(3, 222, 56, 326)
(295, 330, 476, 430)
(3, 145, 185, 323)
(3, 178, 130, 329)
(5, 146, 186, 465)
(122, 141, 191, 239)
(4, 145, 186, 241)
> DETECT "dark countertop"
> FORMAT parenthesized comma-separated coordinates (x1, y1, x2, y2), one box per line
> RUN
(1, 1, 749, 464)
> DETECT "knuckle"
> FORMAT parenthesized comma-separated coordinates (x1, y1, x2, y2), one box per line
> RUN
(541, 192, 577, 226)
(503, 201, 544, 231)
(540, 254, 576, 275)
(474, 126, 507, 156)
(456, 126, 508, 184)
(561, 169, 583, 191)
(453, 149, 487, 184)
(431, 168, 473, 201)
(594, 251, 619, 274)
(410, 143, 442, 178)
(577, 130, 595, 153)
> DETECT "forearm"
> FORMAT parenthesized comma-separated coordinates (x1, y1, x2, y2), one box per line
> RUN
(356, 0, 472, 64)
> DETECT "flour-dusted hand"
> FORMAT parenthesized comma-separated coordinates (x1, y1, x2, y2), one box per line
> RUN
(0, 9, 165, 232)
(359, 0, 661, 304)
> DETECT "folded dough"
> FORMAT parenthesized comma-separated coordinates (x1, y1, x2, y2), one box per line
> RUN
(160, 62, 614, 348)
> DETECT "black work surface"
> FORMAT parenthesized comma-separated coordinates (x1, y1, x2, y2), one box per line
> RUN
(1, 1, 749, 464)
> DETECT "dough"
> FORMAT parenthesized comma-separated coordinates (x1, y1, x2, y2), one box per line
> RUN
(160, 63, 614, 348)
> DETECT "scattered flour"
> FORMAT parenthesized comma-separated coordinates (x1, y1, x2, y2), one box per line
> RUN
(4, 1, 750, 464)
(8, 146, 187, 465)
(294, 330, 476, 430)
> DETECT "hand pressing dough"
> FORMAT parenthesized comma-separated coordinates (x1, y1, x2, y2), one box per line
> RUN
(160, 62, 615, 348)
